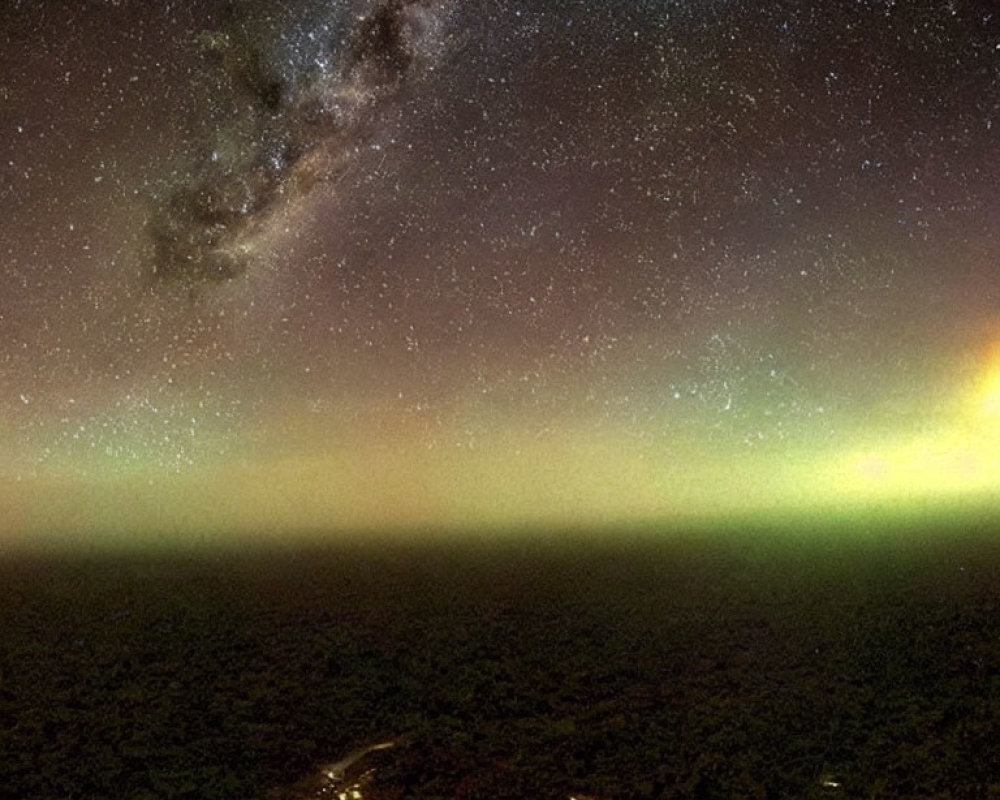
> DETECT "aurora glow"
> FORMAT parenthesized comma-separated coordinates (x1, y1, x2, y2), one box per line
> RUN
(1, 0, 998, 550)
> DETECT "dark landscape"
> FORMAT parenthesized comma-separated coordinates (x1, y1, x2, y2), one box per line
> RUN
(4, 514, 1000, 800)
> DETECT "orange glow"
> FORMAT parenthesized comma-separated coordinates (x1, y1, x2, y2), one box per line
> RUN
(973, 339, 1000, 421)
(827, 334, 1000, 505)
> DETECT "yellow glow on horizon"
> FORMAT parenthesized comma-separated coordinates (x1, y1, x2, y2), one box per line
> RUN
(827, 338, 1000, 506)
(838, 432, 993, 501)
(972, 340, 1000, 422)
(10, 336, 1000, 552)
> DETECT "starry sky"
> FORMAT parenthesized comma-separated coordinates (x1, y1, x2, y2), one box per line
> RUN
(1, 0, 998, 549)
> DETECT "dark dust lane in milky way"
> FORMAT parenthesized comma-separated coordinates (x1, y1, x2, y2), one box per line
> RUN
(147, 0, 454, 286)
(0, 0, 998, 540)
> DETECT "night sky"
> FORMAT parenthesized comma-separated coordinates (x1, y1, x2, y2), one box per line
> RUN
(1, 0, 998, 548)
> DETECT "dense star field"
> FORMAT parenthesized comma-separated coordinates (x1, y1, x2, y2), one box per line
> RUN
(4, 4, 1000, 798)
(1, 0, 997, 545)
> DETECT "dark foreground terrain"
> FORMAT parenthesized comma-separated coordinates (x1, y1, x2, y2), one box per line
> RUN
(3, 517, 1000, 799)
